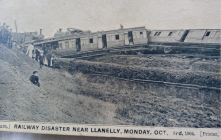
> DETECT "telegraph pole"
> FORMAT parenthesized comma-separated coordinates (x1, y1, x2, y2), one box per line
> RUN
(14, 20, 18, 33)
(14, 20, 19, 42)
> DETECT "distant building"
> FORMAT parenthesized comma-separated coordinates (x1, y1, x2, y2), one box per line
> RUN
(54, 28, 91, 37)
(12, 29, 44, 44)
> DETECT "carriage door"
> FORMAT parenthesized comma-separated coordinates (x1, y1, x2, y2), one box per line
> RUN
(98, 35, 103, 48)
(102, 34, 107, 48)
(128, 31, 134, 45)
(76, 38, 81, 52)
(58, 41, 63, 49)
(124, 32, 129, 45)
(180, 30, 190, 42)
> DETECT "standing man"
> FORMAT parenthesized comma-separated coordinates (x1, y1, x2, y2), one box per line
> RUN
(0, 22, 2, 43)
(7, 29, 13, 49)
(120, 24, 123, 29)
(5, 25, 9, 45)
(1, 23, 6, 44)
(26, 43, 34, 58)
(46, 50, 52, 67)
(51, 53, 57, 67)
(35, 48, 40, 61)
(39, 50, 44, 68)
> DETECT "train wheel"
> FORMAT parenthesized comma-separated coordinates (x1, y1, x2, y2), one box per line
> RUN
(164, 47, 172, 54)
(140, 50, 144, 54)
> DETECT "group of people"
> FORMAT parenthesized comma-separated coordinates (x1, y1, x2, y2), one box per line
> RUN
(26, 43, 55, 68)
(0, 22, 55, 87)
(27, 44, 56, 87)
(0, 22, 13, 49)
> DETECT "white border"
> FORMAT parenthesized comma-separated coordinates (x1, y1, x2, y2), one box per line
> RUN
(0, 121, 220, 140)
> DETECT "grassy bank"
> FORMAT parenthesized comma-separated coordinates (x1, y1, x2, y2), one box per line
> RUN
(0, 45, 119, 124)
(62, 72, 220, 128)
(53, 58, 220, 88)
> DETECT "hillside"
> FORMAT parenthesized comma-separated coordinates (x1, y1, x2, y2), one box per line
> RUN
(0, 44, 119, 124)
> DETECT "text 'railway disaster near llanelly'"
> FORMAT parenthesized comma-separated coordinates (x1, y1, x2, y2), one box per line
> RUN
(0, 22, 220, 129)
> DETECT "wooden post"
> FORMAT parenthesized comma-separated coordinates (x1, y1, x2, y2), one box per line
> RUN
(14, 20, 18, 42)
(14, 20, 18, 33)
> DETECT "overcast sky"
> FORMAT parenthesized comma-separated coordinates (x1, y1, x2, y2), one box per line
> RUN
(0, 0, 220, 38)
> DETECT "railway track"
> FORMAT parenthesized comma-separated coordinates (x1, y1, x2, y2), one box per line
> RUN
(57, 43, 220, 59)
(88, 73, 221, 91)
(109, 53, 221, 59)
(75, 50, 220, 60)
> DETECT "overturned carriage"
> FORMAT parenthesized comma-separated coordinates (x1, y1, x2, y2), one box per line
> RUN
(33, 27, 150, 57)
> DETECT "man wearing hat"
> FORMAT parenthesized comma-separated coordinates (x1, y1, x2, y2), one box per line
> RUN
(29, 71, 40, 87)
(39, 49, 44, 68)
(0, 22, 2, 43)
(1, 23, 7, 44)
(7, 29, 13, 49)
(35, 48, 40, 61)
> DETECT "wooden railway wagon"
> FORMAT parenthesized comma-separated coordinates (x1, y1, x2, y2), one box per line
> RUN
(34, 26, 150, 54)
(33, 27, 220, 58)
(184, 29, 221, 44)
(149, 29, 189, 43)
(149, 29, 221, 45)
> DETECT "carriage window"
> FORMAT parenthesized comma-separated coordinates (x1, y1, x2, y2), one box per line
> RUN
(157, 32, 161, 36)
(205, 32, 210, 36)
(154, 32, 158, 36)
(115, 35, 119, 40)
(89, 38, 93, 43)
(65, 42, 69, 48)
(139, 32, 143, 38)
(168, 32, 173, 36)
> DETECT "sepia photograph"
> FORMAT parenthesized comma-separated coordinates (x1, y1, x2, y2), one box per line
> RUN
(0, 0, 220, 139)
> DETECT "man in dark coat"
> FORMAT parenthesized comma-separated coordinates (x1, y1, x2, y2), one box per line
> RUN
(0, 22, 2, 43)
(39, 51, 44, 68)
(46, 51, 52, 67)
(29, 71, 40, 87)
(35, 48, 40, 61)
(7, 29, 13, 49)
(1, 23, 7, 44)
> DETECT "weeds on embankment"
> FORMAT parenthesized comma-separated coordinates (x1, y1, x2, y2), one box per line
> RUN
(53, 54, 221, 128)
(55, 70, 220, 128)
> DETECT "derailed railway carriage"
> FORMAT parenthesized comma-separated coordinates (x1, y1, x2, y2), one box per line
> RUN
(149, 29, 189, 43)
(33, 27, 220, 58)
(34, 26, 150, 53)
(184, 29, 221, 44)
(149, 29, 221, 45)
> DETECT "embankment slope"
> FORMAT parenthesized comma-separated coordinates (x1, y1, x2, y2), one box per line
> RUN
(0, 44, 119, 124)
(53, 54, 221, 128)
